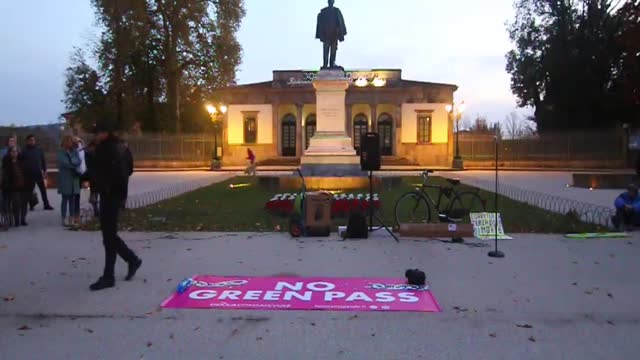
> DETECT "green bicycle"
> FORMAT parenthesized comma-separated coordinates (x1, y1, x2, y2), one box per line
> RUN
(394, 170, 487, 226)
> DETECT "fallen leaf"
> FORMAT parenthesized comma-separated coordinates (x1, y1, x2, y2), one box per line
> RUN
(528, 336, 536, 342)
(166, 278, 173, 283)
(310, 322, 316, 326)
(85, 328, 94, 334)
(18, 325, 31, 331)
(371, 333, 375, 337)
(607, 320, 615, 326)
(516, 324, 533, 329)
(193, 326, 200, 331)
(186, 248, 192, 252)
(607, 293, 614, 299)
(146, 342, 152, 348)
(585, 290, 593, 295)
(572, 282, 578, 286)
(489, 333, 497, 338)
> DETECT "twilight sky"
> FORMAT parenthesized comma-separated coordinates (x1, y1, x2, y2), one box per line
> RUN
(0, 0, 532, 127)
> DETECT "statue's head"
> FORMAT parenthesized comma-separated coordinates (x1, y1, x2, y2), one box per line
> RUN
(328, 0, 335, 7)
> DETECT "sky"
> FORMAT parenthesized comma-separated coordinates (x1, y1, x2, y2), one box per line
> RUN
(0, 0, 533, 127)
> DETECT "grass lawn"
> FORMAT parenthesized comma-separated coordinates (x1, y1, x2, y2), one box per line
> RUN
(111, 176, 601, 234)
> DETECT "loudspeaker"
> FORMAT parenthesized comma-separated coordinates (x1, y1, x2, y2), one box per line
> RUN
(361, 132, 381, 171)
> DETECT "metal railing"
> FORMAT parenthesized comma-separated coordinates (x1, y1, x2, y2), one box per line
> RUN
(459, 130, 625, 162)
(449, 176, 614, 227)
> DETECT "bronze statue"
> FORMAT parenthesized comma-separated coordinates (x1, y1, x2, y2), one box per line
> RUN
(315, 0, 347, 69)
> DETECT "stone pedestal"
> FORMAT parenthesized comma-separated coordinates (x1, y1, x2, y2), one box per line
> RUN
(301, 69, 362, 176)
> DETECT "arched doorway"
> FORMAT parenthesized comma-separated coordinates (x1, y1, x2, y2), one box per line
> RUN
(378, 113, 393, 156)
(305, 114, 317, 150)
(353, 114, 368, 154)
(281, 114, 297, 157)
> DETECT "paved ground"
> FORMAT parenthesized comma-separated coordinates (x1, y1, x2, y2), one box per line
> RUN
(1, 228, 639, 359)
(3, 170, 637, 359)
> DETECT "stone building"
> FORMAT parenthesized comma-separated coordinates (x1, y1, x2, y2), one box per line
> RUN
(213, 69, 458, 167)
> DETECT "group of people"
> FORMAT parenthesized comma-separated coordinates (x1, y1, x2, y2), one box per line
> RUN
(1, 134, 54, 228)
(1, 125, 140, 291)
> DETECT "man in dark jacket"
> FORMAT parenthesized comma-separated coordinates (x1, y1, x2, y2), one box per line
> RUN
(89, 124, 142, 291)
(22, 135, 53, 210)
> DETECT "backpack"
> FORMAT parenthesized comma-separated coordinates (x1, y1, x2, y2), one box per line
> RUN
(345, 211, 368, 239)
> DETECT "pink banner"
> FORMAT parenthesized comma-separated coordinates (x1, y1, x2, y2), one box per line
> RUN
(161, 276, 441, 312)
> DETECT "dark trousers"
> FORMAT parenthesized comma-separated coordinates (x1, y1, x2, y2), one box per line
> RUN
(33, 175, 51, 207)
(99, 192, 137, 278)
(615, 208, 640, 226)
(323, 41, 338, 68)
(6, 191, 29, 225)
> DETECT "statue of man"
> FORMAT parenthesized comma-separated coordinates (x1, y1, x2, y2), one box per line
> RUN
(315, 0, 347, 69)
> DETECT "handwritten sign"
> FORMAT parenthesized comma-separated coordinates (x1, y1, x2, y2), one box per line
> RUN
(470, 213, 512, 240)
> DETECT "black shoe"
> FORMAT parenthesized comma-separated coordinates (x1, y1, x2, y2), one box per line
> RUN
(20, 221, 28, 226)
(125, 258, 142, 281)
(44, 205, 54, 211)
(89, 277, 115, 291)
(30, 207, 35, 211)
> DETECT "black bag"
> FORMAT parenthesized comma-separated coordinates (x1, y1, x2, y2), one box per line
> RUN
(29, 192, 39, 208)
(345, 212, 368, 239)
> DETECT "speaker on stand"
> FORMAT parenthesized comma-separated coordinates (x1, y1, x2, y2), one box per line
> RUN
(361, 132, 398, 242)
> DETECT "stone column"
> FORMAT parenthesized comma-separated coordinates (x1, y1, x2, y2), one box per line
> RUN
(395, 103, 402, 157)
(346, 104, 353, 137)
(370, 104, 378, 132)
(296, 103, 304, 157)
(272, 103, 280, 156)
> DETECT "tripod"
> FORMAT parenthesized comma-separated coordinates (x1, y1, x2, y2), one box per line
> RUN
(367, 171, 399, 242)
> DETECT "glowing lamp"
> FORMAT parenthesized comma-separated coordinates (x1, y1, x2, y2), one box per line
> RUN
(355, 78, 368, 87)
(372, 78, 386, 87)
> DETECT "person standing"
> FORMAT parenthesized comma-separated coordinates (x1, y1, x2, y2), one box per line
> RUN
(22, 135, 53, 211)
(57, 135, 81, 227)
(1, 147, 33, 226)
(89, 124, 141, 291)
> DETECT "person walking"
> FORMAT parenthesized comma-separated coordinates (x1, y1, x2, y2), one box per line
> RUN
(121, 141, 133, 210)
(22, 134, 54, 211)
(57, 135, 81, 227)
(1, 146, 33, 226)
(89, 124, 141, 291)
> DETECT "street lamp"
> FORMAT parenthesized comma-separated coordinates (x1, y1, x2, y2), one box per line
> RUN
(447, 101, 466, 170)
(206, 103, 227, 170)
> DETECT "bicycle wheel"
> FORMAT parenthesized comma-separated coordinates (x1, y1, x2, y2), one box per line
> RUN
(447, 192, 486, 222)
(395, 192, 432, 227)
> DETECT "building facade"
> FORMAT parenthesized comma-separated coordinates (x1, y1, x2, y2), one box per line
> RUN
(213, 69, 458, 167)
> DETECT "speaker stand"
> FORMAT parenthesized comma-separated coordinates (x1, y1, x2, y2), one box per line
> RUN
(367, 171, 399, 242)
(488, 134, 505, 259)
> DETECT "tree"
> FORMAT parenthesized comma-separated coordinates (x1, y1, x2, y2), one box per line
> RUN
(150, 0, 245, 133)
(63, 48, 112, 130)
(506, 0, 637, 131)
(503, 111, 537, 139)
(63, 0, 246, 133)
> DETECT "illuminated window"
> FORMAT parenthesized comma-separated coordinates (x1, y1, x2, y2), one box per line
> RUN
(305, 114, 317, 149)
(244, 114, 257, 144)
(417, 113, 432, 143)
